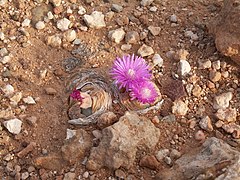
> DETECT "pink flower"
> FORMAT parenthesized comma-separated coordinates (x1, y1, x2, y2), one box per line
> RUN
(110, 54, 151, 90)
(130, 81, 158, 104)
(70, 89, 83, 103)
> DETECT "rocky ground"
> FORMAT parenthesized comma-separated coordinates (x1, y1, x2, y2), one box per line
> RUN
(0, 0, 240, 179)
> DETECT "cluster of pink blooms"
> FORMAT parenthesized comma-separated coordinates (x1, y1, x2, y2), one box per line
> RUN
(70, 89, 83, 103)
(110, 54, 158, 104)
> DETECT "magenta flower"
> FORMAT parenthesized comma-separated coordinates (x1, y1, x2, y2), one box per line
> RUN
(70, 89, 83, 103)
(110, 54, 151, 90)
(130, 81, 158, 104)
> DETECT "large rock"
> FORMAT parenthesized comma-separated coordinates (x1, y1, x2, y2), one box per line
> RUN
(86, 111, 160, 170)
(61, 129, 92, 165)
(155, 137, 240, 180)
(209, 0, 240, 65)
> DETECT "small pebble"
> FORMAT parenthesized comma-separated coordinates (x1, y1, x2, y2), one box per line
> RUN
(0, 31, 5, 40)
(78, 6, 86, 15)
(47, 35, 62, 47)
(21, 172, 29, 180)
(178, 60, 191, 76)
(152, 116, 160, 124)
(209, 70, 221, 82)
(28, 166, 35, 173)
(2, 84, 14, 96)
(79, 26, 88, 31)
(42, 149, 48, 155)
(63, 30, 77, 42)
(57, 18, 70, 31)
(121, 44, 132, 51)
(111, 4, 123, 13)
(149, 6, 158, 12)
(47, 11, 54, 19)
(152, 54, 163, 67)
(22, 19, 31, 27)
(212, 60, 221, 70)
(108, 28, 125, 44)
(23, 96, 36, 104)
(137, 44, 154, 57)
(1, 55, 11, 64)
(83, 171, 89, 178)
(115, 169, 126, 179)
(156, 149, 170, 161)
(164, 156, 172, 165)
(0, 47, 8, 57)
(45, 87, 57, 95)
(195, 130, 205, 141)
(170, 14, 177, 23)
(199, 116, 213, 132)
(35, 21, 45, 30)
(140, 0, 154, 6)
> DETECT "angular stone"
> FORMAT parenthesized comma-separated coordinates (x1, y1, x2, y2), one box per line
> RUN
(172, 100, 188, 116)
(108, 28, 125, 44)
(0, 109, 14, 119)
(57, 18, 70, 31)
(1, 84, 14, 96)
(137, 44, 154, 57)
(46, 35, 62, 47)
(35, 21, 45, 30)
(63, 30, 77, 42)
(23, 96, 36, 104)
(215, 108, 237, 123)
(148, 26, 161, 36)
(50, 0, 61, 7)
(86, 112, 160, 170)
(194, 130, 206, 141)
(116, 15, 129, 26)
(63, 172, 75, 180)
(3, 119, 22, 135)
(198, 59, 212, 69)
(152, 53, 163, 67)
(222, 123, 240, 137)
(140, 155, 159, 170)
(10, 92, 22, 105)
(213, 92, 233, 110)
(155, 149, 170, 161)
(156, 137, 240, 179)
(209, 70, 221, 82)
(140, 0, 154, 6)
(83, 11, 106, 29)
(199, 116, 213, 132)
(178, 60, 191, 76)
(111, 4, 123, 13)
(170, 14, 178, 23)
(125, 31, 139, 44)
(61, 129, 92, 165)
(192, 85, 202, 97)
